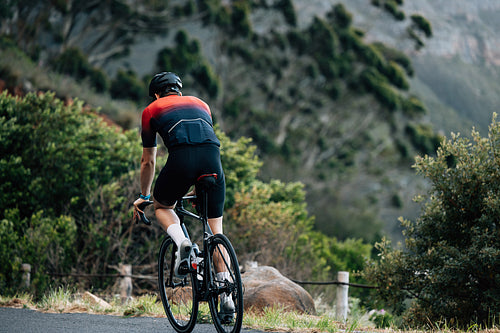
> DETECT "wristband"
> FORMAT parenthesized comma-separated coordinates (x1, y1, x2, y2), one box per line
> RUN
(140, 194, 151, 200)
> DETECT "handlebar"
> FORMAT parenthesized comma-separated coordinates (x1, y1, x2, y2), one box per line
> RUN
(137, 200, 154, 225)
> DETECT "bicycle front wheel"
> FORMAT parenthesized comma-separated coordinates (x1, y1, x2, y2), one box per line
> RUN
(158, 237, 198, 333)
(207, 234, 244, 333)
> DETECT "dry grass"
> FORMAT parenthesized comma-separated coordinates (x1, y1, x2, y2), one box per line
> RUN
(1, 291, 499, 333)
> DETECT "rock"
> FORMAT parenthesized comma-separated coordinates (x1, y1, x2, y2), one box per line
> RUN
(241, 266, 315, 314)
(82, 291, 112, 309)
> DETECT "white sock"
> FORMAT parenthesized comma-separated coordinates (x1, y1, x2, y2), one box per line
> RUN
(167, 224, 188, 248)
(216, 272, 232, 303)
(216, 271, 231, 282)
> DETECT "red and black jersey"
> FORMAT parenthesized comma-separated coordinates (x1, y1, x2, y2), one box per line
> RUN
(141, 95, 220, 149)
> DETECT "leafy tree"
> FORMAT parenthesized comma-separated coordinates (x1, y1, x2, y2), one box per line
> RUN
(0, 91, 140, 294)
(364, 116, 500, 328)
(51, 47, 109, 93)
(411, 14, 432, 38)
(1, 0, 172, 67)
(226, 179, 372, 301)
(110, 69, 145, 102)
(275, 0, 297, 27)
(156, 30, 220, 97)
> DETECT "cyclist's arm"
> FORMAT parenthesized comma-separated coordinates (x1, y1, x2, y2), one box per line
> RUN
(140, 147, 157, 197)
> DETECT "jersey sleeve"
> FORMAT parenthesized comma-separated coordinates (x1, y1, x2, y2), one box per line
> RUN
(141, 107, 157, 147)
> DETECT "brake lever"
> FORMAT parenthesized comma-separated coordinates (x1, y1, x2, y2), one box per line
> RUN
(137, 200, 154, 225)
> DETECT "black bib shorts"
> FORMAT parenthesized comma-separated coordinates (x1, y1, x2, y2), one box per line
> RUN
(153, 143, 225, 218)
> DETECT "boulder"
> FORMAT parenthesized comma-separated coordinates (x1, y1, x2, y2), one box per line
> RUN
(82, 291, 112, 309)
(241, 266, 315, 314)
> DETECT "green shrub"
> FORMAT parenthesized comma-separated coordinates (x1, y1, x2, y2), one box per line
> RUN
(226, 179, 372, 293)
(50, 47, 109, 92)
(327, 3, 352, 29)
(110, 69, 145, 102)
(364, 115, 500, 328)
(51, 47, 90, 79)
(372, 42, 414, 76)
(230, 2, 252, 37)
(89, 68, 109, 93)
(156, 30, 220, 97)
(383, 0, 405, 21)
(307, 17, 339, 77)
(0, 91, 140, 294)
(405, 123, 442, 155)
(411, 14, 432, 38)
(287, 30, 308, 55)
(275, 0, 296, 27)
(383, 61, 409, 90)
(402, 96, 427, 117)
(360, 68, 400, 111)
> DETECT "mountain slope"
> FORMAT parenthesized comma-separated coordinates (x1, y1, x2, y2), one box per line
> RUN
(326, 0, 500, 135)
(1, 0, 447, 243)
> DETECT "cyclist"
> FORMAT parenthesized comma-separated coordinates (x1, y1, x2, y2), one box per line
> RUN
(133, 71, 234, 314)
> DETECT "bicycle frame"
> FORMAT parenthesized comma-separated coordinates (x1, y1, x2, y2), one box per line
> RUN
(174, 192, 215, 302)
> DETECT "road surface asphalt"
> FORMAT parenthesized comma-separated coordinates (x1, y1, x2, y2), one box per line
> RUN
(0, 307, 268, 333)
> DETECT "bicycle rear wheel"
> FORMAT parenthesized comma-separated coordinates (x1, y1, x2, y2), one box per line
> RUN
(207, 234, 244, 333)
(158, 237, 198, 333)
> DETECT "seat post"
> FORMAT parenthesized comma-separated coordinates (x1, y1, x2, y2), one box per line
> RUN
(195, 173, 218, 236)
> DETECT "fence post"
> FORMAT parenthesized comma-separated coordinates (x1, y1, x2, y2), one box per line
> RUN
(119, 264, 132, 303)
(21, 263, 31, 289)
(336, 271, 349, 322)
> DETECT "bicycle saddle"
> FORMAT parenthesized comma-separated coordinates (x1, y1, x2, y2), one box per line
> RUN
(196, 173, 218, 191)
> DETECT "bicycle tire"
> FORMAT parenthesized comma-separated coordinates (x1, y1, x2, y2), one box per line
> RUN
(207, 234, 244, 333)
(158, 237, 198, 333)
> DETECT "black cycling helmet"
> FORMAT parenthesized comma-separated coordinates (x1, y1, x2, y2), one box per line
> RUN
(148, 72, 182, 97)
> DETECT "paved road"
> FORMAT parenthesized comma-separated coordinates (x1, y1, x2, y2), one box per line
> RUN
(0, 307, 266, 333)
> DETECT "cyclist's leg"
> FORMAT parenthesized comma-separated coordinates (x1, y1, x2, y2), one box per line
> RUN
(154, 148, 193, 245)
(154, 202, 178, 229)
(209, 216, 233, 309)
(208, 216, 228, 272)
(208, 216, 223, 234)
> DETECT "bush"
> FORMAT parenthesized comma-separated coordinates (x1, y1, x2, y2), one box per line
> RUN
(360, 68, 400, 111)
(230, 2, 252, 37)
(364, 115, 500, 328)
(226, 179, 373, 302)
(110, 69, 145, 102)
(382, 61, 409, 90)
(156, 30, 220, 97)
(51, 47, 90, 79)
(275, 0, 296, 27)
(405, 123, 442, 155)
(383, 0, 405, 21)
(50, 47, 109, 92)
(369, 309, 393, 328)
(402, 96, 427, 117)
(411, 14, 432, 38)
(0, 91, 140, 294)
(327, 3, 352, 29)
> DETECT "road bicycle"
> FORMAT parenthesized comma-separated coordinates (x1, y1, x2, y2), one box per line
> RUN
(138, 173, 243, 333)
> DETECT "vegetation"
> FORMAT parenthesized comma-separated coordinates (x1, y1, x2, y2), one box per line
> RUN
(0, 0, 438, 245)
(0, 290, 366, 332)
(3, 1, 496, 330)
(156, 30, 220, 97)
(2, 290, 498, 332)
(51, 47, 109, 93)
(0, 91, 140, 294)
(365, 116, 500, 329)
(0, 91, 370, 306)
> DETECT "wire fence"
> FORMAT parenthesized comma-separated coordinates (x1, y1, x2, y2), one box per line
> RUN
(29, 262, 376, 321)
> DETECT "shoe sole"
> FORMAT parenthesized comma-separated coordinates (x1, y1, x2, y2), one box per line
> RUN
(175, 241, 192, 277)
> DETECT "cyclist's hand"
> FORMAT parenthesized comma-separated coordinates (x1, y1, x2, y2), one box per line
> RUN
(133, 197, 145, 223)
(133, 198, 154, 225)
